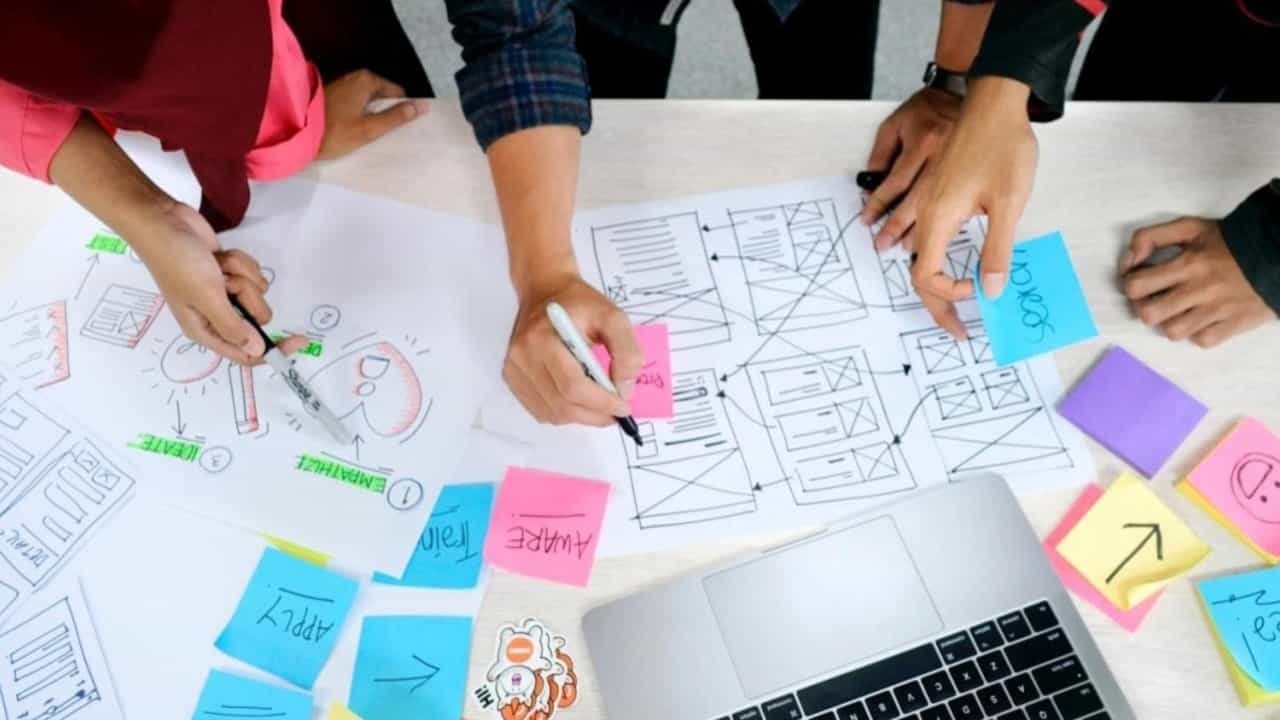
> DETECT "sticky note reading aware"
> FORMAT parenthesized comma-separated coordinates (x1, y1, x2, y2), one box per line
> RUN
(193, 669, 313, 719)
(1198, 566, 1280, 694)
(375, 483, 495, 588)
(592, 323, 674, 418)
(976, 231, 1098, 365)
(1058, 346, 1207, 477)
(1057, 472, 1210, 610)
(215, 547, 359, 688)
(1045, 484, 1161, 631)
(1181, 419, 1280, 562)
(349, 615, 473, 720)
(484, 466, 611, 586)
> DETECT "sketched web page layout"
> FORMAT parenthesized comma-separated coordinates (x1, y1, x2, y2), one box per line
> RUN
(483, 176, 1095, 556)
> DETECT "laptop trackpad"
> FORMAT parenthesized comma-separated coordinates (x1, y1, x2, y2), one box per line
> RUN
(703, 516, 944, 699)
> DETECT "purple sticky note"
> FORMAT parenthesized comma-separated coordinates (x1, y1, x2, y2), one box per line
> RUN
(1058, 346, 1207, 477)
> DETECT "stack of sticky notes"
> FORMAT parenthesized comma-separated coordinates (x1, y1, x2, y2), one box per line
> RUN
(1180, 418, 1280, 563)
(1196, 566, 1280, 706)
(1051, 472, 1210, 628)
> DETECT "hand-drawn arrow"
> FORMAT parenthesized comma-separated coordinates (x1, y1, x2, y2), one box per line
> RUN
(352, 434, 365, 461)
(374, 654, 439, 694)
(752, 478, 789, 492)
(716, 390, 775, 429)
(171, 401, 187, 436)
(889, 387, 939, 445)
(1105, 523, 1164, 584)
(74, 254, 100, 301)
(701, 220, 745, 233)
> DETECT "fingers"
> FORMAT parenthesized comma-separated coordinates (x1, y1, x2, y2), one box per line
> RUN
(1124, 217, 1202, 271)
(274, 334, 311, 356)
(863, 145, 929, 226)
(978, 204, 1019, 299)
(875, 181, 924, 252)
(367, 73, 406, 102)
(1132, 283, 1207, 327)
(596, 312, 644, 400)
(202, 292, 266, 360)
(545, 348, 628, 420)
(1160, 304, 1223, 342)
(1191, 320, 1235, 349)
(504, 365, 555, 423)
(216, 249, 267, 291)
(1123, 255, 1193, 300)
(225, 275, 272, 325)
(865, 116, 901, 173)
(356, 99, 428, 145)
(912, 199, 973, 338)
(172, 306, 260, 366)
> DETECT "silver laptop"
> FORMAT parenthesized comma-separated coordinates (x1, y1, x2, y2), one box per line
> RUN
(584, 475, 1132, 720)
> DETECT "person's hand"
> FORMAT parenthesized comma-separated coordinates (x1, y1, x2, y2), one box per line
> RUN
(861, 87, 962, 252)
(317, 69, 428, 160)
(912, 76, 1039, 338)
(504, 272, 642, 427)
(132, 202, 307, 364)
(1122, 217, 1276, 347)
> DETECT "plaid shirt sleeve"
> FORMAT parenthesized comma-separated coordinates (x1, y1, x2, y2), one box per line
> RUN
(446, 0, 591, 149)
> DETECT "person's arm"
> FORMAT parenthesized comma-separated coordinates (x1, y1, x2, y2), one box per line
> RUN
(447, 0, 641, 427)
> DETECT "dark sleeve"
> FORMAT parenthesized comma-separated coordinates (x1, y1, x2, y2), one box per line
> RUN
(967, 0, 1106, 121)
(1221, 179, 1280, 315)
(445, 0, 591, 150)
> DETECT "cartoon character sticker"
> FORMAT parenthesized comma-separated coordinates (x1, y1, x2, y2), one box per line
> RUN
(474, 618, 579, 719)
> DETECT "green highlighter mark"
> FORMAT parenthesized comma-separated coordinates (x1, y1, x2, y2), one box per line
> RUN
(296, 454, 386, 494)
(128, 433, 200, 462)
(271, 334, 323, 357)
(86, 232, 128, 255)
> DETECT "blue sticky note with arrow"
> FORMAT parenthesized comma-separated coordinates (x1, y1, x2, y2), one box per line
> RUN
(1198, 566, 1280, 691)
(215, 547, 360, 689)
(976, 231, 1098, 365)
(192, 669, 313, 719)
(373, 483, 495, 589)
(349, 615, 473, 719)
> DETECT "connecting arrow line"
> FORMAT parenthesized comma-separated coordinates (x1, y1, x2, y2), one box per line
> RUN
(352, 434, 365, 461)
(709, 253, 898, 311)
(374, 654, 439, 694)
(716, 390, 775, 429)
(701, 220, 745, 233)
(1105, 523, 1164, 584)
(889, 388, 939, 445)
(752, 478, 789, 492)
(74, 254, 100, 301)
(171, 401, 187, 436)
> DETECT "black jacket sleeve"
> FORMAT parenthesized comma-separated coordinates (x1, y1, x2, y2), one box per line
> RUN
(1221, 180, 1280, 316)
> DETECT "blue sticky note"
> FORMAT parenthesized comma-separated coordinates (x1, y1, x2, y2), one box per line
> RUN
(349, 615, 473, 719)
(374, 483, 495, 589)
(192, 669, 312, 719)
(976, 231, 1098, 365)
(1198, 567, 1280, 691)
(215, 547, 359, 689)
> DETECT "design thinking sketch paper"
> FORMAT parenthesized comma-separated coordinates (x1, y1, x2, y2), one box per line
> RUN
(481, 176, 1095, 556)
(0, 137, 514, 575)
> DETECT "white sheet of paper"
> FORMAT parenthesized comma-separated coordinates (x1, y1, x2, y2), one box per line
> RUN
(0, 136, 515, 574)
(480, 176, 1095, 556)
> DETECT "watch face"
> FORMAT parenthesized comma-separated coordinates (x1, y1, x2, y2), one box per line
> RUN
(923, 62, 938, 85)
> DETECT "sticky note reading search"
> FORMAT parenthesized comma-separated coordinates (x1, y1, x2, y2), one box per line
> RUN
(1057, 472, 1210, 610)
(976, 232, 1097, 365)
(1198, 566, 1280, 692)
(484, 466, 611, 586)
(349, 615, 472, 719)
(374, 483, 495, 589)
(1181, 419, 1280, 562)
(1058, 346, 1207, 477)
(215, 547, 359, 688)
(592, 323, 673, 419)
(193, 669, 312, 719)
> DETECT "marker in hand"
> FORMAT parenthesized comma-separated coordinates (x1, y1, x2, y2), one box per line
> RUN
(545, 302, 644, 447)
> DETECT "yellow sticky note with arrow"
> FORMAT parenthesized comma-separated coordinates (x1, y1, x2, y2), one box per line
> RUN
(1057, 472, 1210, 610)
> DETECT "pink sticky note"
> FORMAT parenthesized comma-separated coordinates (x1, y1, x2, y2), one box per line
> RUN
(592, 323, 673, 419)
(484, 466, 611, 587)
(1187, 419, 1280, 556)
(1044, 484, 1161, 632)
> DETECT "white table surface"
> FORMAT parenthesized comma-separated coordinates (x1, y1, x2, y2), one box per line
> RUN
(2, 100, 1279, 719)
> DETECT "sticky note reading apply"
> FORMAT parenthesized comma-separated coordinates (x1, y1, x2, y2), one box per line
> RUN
(1057, 472, 1210, 610)
(349, 615, 472, 720)
(1058, 346, 1207, 477)
(1198, 566, 1280, 692)
(483, 467, 610, 586)
(215, 547, 359, 688)
(592, 323, 673, 418)
(374, 483, 495, 589)
(1182, 419, 1280, 562)
(193, 669, 312, 719)
(976, 232, 1097, 365)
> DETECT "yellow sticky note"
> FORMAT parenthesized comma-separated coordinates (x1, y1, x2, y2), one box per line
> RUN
(263, 534, 331, 567)
(326, 703, 363, 720)
(1057, 472, 1210, 610)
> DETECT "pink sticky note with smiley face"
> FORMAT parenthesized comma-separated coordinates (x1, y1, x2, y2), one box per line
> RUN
(1186, 419, 1280, 557)
(592, 323, 673, 419)
(484, 466, 611, 587)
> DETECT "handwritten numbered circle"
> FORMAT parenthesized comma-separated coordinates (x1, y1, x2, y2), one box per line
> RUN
(386, 478, 425, 511)
(199, 446, 233, 474)
(309, 304, 341, 333)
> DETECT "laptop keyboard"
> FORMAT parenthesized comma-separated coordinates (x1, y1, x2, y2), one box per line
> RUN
(714, 600, 1111, 720)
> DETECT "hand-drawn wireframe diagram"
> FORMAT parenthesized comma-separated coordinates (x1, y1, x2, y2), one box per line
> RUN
(879, 216, 987, 311)
(79, 285, 163, 349)
(0, 392, 70, 508)
(744, 347, 915, 504)
(590, 214, 731, 350)
(899, 321, 1075, 479)
(728, 199, 869, 333)
(0, 302, 70, 388)
(618, 369, 755, 528)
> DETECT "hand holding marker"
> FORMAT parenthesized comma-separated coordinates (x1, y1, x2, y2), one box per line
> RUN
(546, 302, 644, 447)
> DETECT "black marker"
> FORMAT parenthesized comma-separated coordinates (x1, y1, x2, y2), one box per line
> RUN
(855, 170, 888, 192)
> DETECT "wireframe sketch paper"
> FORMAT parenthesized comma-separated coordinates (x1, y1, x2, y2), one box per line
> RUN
(480, 176, 1096, 556)
(0, 137, 514, 574)
(1181, 418, 1280, 562)
(484, 467, 610, 586)
(592, 323, 674, 418)
(1198, 566, 1280, 692)
(348, 615, 472, 719)
(192, 669, 313, 720)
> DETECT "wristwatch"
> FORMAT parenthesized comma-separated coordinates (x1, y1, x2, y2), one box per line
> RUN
(923, 61, 968, 98)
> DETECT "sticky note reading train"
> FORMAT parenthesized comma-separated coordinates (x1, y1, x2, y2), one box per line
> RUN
(1181, 419, 1280, 562)
(592, 323, 673, 418)
(1198, 566, 1280, 694)
(215, 547, 359, 688)
(193, 670, 313, 719)
(375, 483, 495, 589)
(976, 232, 1097, 365)
(484, 467, 610, 586)
(1057, 472, 1210, 610)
